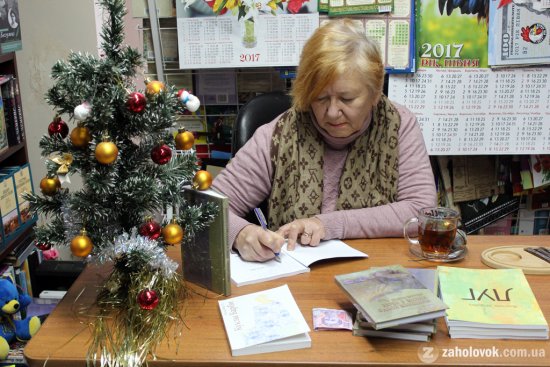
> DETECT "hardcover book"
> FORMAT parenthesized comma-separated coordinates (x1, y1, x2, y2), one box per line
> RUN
(0, 93, 7, 154)
(230, 239, 367, 286)
(218, 284, 310, 356)
(438, 266, 549, 339)
(181, 186, 230, 296)
(0, 75, 17, 146)
(335, 265, 448, 330)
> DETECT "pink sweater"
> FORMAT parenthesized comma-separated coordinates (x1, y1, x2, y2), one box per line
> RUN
(212, 102, 436, 247)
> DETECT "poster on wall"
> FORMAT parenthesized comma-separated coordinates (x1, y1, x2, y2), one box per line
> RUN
(176, 0, 319, 69)
(0, 0, 21, 54)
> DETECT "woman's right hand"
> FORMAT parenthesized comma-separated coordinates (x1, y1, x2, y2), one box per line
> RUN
(233, 224, 285, 262)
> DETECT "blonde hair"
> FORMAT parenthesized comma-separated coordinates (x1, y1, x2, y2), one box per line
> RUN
(291, 18, 385, 112)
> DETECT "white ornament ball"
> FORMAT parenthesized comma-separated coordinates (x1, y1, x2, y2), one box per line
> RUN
(185, 95, 200, 113)
(74, 103, 91, 121)
(179, 90, 190, 103)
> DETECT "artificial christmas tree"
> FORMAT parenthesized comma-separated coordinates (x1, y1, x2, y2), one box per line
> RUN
(25, 0, 218, 365)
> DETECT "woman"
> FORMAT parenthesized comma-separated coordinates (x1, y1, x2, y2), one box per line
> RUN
(212, 18, 436, 262)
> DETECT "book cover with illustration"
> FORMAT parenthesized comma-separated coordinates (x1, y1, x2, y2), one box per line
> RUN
(352, 268, 439, 341)
(218, 284, 310, 356)
(0, 171, 19, 242)
(0, 0, 21, 54)
(335, 265, 448, 330)
(438, 266, 549, 339)
(2, 164, 37, 226)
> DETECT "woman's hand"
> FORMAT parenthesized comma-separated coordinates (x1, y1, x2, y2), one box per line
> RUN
(234, 224, 285, 262)
(277, 217, 326, 250)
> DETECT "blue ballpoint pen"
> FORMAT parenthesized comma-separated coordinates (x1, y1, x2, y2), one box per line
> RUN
(253, 207, 282, 262)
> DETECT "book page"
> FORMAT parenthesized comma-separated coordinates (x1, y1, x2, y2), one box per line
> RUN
(230, 252, 309, 286)
(283, 239, 368, 267)
(218, 285, 310, 352)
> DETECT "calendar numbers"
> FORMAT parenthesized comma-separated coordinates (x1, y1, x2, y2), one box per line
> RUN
(388, 68, 550, 154)
(420, 43, 464, 58)
(239, 53, 260, 62)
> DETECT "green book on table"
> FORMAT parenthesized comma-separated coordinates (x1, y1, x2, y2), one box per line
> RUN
(335, 265, 448, 330)
(181, 186, 230, 296)
(438, 266, 549, 339)
(352, 268, 439, 341)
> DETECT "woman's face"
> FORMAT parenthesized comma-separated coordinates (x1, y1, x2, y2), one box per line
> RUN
(310, 73, 374, 138)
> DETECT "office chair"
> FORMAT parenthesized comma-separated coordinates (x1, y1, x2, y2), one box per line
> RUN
(231, 91, 292, 156)
(231, 91, 292, 225)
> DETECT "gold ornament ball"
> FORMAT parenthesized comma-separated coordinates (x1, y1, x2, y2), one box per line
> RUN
(70, 126, 92, 148)
(95, 141, 119, 165)
(192, 170, 213, 191)
(39, 176, 61, 196)
(146, 80, 165, 95)
(71, 233, 93, 257)
(162, 222, 184, 245)
(175, 129, 195, 150)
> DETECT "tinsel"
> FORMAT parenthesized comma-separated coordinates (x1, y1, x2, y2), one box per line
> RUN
(87, 231, 185, 367)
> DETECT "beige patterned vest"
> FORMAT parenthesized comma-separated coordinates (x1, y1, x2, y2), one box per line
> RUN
(267, 94, 400, 229)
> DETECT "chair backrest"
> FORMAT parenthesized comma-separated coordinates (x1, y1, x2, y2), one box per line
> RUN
(231, 91, 291, 225)
(232, 91, 292, 156)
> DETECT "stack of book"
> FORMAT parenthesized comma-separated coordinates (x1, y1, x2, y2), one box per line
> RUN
(438, 266, 549, 339)
(335, 265, 448, 341)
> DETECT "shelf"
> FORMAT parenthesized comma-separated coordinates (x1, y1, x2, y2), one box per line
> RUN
(0, 223, 35, 263)
(0, 142, 26, 163)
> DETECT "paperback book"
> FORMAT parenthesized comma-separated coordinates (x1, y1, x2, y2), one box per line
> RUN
(335, 265, 448, 330)
(438, 266, 549, 339)
(351, 268, 439, 341)
(218, 284, 310, 356)
(0, 171, 20, 243)
(231, 239, 367, 286)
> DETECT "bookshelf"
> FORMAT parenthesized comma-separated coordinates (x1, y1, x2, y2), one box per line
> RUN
(0, 52, 35, 263)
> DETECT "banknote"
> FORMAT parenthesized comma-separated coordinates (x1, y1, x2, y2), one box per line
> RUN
(312, 308, 353, 330)
(489, 1, 550, 66)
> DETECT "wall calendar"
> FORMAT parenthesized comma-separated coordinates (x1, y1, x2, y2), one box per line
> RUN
(389, 67, 550, 155)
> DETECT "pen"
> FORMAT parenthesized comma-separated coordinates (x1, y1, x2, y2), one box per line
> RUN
(253, 207, 281, 263)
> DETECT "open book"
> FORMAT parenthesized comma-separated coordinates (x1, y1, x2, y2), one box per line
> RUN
(230, 239, 368, 286)
(218, 284, 311, 356)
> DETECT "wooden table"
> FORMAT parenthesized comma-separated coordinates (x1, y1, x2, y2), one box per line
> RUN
(24, 236, 550, 366)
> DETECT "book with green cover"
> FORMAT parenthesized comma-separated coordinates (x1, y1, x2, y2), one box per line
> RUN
(438, 266, 549, 339)
(181, 186, 230, 296)
(335, 265, 448, 330)
(352, 268, 438, 341)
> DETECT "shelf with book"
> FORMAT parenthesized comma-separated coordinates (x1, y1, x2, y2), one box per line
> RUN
(0, 52, 35, 263)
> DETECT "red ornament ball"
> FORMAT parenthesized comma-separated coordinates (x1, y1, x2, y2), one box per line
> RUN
(36, 242, 52, 251)
(126, 92, 147, 113)
(151, 143, 172, 165)
(48, 117, 69, 138)
(137, 289, 159, 310)
(138, 219, 162, 240)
